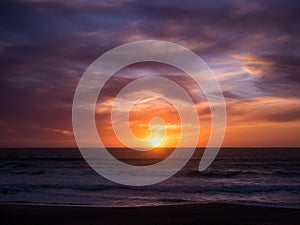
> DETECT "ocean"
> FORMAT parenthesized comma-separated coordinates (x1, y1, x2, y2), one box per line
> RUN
(0, 148, 299, 208)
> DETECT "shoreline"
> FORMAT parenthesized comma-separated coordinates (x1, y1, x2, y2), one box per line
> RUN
(1, 203, 299, 225)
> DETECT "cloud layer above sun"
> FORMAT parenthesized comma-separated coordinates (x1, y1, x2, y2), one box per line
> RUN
(0, 0, 299, 147)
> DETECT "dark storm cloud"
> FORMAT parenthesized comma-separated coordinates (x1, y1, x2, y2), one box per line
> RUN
(233, 53, 300, 97)
(222, 90, 243, 99)
(131, 0, 300, 54)
(0, 0, 299, 145)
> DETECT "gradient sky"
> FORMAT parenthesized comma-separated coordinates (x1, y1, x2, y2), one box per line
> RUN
(0, 0, 299, 147)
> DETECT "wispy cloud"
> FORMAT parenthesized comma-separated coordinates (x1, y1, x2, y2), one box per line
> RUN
(0, 0, 299, 146)
(45, 128, 73, 136)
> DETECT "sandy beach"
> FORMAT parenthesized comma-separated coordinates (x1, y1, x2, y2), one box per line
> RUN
(1, 203, 299, 225)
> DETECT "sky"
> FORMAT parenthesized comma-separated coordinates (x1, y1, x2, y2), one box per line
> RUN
(0, 0, 299, 147)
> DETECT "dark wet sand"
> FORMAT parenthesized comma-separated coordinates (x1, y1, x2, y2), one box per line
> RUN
(1, 203, 299, 225)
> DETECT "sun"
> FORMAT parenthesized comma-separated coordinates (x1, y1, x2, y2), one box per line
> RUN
(150, 136, 163, 147)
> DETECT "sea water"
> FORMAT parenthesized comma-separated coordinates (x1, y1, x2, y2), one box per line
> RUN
(0, 148, 299, 208)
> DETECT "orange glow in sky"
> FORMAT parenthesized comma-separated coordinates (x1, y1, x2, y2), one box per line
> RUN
(1, 1, 299, 149)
